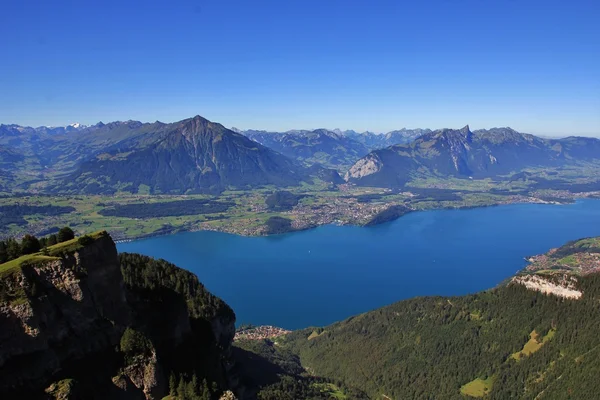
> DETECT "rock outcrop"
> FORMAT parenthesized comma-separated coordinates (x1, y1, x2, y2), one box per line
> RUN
(0, 232, 236, 399)
(511, 274, 582, 299)
(0, 234, 130, 393)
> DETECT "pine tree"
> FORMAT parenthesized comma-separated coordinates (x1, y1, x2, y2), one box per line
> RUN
(0, 241, 7, 263)
(47, 234, 58, 246)
(189, 374, 199, 397)
(21, 234, 40, 255)
(6, 238, 21, 260)
(57, 227, 75, 243)
(201, 378, 211, 400)
(177, 377, 186, 399)
(169, 373, 177, 395)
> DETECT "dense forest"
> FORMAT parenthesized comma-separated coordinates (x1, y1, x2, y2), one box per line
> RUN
(262, 273, 600, 399)
(0, 226, 74, 264)
(119, 252, 234, 321)
(364, 205, 411, 226)
(264, 216, 294, 234)
(119, 253, 237, 399)
(233, 340, 369, 399)
(99, 199, 233, 218)
(0, 204, 74, 227)
(264, 191, 302, 211)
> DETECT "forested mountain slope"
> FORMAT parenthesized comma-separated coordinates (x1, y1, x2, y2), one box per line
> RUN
(247, 237, 600, 399)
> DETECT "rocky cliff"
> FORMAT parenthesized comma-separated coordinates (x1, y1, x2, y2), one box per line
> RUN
(0, 232, 236, 399)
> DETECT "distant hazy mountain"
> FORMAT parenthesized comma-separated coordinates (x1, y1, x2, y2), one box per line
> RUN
(242, 129, 370, 170)
(340, 128, 432, 150)
(239, 127, 432, 170)
(346, 126, 600, 187)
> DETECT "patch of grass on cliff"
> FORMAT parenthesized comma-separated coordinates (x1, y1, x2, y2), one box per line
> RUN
(511, 329, 556, 361)
(47, 230, 108, 256)
(308, 330, 326, 340)
(0, 231, 107, 274)
(0, 254, 60, 276)
(460, 376, 495, 398)
(312, 382, 347, 399)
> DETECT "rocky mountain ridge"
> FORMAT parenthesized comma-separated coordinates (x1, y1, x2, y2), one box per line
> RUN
(346, 125, 600, 187)
(59, 116, 312, 194)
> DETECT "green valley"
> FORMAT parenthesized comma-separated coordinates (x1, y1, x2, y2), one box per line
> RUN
(2, 162, 600, 242)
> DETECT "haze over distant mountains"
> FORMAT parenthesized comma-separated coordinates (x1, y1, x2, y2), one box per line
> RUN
(1, 115, 600, 195)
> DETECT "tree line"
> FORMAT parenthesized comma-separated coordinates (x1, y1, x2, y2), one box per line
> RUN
(0, 204, 75, 227)
(0, 227, 75, 264)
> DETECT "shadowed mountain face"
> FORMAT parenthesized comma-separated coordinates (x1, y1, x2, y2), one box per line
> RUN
(59, 116, 307, 194)
(346, 126, 600, 187)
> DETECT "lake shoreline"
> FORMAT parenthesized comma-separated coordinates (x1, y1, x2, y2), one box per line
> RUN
(114, 195, 575, 244)
(117, 198, 600, 329)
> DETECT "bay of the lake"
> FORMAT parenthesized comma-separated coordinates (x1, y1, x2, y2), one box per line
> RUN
(117, 199, 600, 329)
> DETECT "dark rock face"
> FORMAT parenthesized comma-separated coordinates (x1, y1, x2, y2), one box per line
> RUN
(0, 234, 236, 399)
(346, 126, 600, 187)
(0, 235, 130, 393)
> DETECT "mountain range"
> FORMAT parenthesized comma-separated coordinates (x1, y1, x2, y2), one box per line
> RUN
(239, 128, 431, 169)
(1, 116, 342, 194)
(1, 116, 600, 194)
(338, 128, 432, 150)
(346, 126, 600, 187)
(241, 129, 371, 169)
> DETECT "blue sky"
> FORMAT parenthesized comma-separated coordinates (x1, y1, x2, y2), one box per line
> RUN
(1, 0, 599, 136)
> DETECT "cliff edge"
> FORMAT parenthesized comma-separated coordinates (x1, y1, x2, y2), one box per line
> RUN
(0, 232, 236, 399)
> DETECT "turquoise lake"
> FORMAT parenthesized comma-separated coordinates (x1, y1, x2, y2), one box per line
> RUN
(117, 199, 600, 329)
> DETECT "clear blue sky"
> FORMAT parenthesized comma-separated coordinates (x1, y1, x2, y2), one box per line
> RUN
(1, 0, 599, 136)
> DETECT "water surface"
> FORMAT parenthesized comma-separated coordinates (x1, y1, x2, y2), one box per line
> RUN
(118, 199, 600, 329)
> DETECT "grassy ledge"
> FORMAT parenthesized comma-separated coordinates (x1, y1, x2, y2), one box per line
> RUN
(0, 230, 108, 277)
